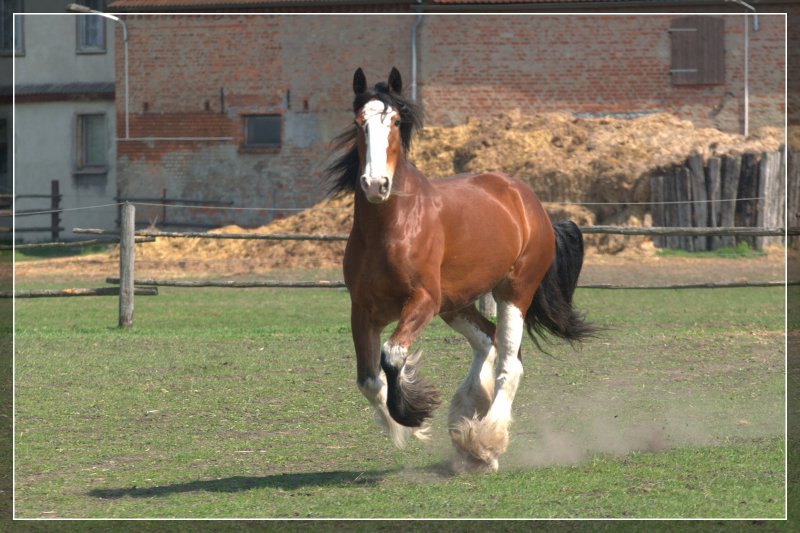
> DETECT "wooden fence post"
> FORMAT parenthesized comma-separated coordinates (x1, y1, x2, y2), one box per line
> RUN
(736, 153, 759, 249)
(675, 165, 693, 251)
(687, 155, 708, 251)
(719, 155, 742, 248)
(706, 157, 722, 250)
(119, 202, 135, 328)
(756, 149, 784, 249)
(789, 149, 800, 248)
(663, 171, 680, 249)
(50, 180, 60, 242)
(649, 175, 665, 248)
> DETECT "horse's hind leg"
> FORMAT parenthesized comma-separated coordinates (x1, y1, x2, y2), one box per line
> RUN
(441, 306, 498, 465)
(447, 296, 531, 472)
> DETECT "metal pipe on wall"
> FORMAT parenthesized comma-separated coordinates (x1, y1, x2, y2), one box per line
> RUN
(725, 0, 759, 137)
(411, 13, 423, 102)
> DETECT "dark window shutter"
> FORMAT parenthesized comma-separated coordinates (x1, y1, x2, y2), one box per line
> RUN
(244, 115, 281, 147)
(670, 16, 725, 86)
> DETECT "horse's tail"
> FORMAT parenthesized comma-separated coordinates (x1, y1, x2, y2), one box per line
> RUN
(525, 220, 597, 349)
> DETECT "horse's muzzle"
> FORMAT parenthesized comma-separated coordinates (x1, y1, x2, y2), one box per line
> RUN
(361, 175, 391, 203)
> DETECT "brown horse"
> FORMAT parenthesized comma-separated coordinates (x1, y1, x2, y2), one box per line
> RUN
(327, 67, 595, 472)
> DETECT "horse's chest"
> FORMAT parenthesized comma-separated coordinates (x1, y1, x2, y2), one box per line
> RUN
(344, 245, 416, 318)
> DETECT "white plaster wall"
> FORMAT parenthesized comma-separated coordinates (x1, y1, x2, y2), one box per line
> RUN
(10, 10, 118, 241)
(15, 100, 117, 240)
(14, 11, 115, 86)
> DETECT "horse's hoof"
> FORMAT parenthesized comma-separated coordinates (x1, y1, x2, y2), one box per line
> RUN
(450, 453, 499, 474)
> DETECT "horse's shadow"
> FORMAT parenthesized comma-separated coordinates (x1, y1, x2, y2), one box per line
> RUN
(88, 469, 395, 500)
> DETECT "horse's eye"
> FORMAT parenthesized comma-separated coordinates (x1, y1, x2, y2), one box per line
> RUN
(394, 120, 401, 127)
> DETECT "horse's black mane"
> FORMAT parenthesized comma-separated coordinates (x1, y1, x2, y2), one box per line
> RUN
(326, 81, 424, 196)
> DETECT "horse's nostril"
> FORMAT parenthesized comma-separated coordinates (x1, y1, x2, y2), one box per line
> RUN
(380, 178, 389, 195)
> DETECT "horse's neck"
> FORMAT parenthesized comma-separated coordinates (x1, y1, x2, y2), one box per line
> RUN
(353, 158, 429, 233)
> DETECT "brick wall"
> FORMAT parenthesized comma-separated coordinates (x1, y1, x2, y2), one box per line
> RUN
(116, 13, 786, 229)
(420, 14, 785, 131)
(117, 15, 415, 227)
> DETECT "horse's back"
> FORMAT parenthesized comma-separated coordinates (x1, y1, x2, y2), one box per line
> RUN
(434, 171, 552, 238)
(433, 171, 555, 311)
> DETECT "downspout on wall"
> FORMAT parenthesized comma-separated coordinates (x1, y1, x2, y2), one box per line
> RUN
(411, 9, 423, 102)
(725, 0, 759, 137)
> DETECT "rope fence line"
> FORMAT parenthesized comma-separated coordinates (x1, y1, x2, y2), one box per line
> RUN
(3, 195, 788, 218)
(70, 226, 798, 240)
(3, 224, 794, 251)
(103, 278, 796, 291)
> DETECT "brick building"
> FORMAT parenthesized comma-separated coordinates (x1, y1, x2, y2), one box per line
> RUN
(106, 0, 790, 229)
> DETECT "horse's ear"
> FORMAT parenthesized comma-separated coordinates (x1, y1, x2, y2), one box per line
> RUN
(353, 68, 367, 95)
(388, 67, 402, 93)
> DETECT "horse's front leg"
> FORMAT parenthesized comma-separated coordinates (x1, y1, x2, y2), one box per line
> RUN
(380, 288, 443, 428)
(351, 304, 427, 447)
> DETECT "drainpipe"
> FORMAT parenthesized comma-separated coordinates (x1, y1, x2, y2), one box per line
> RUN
(411, 9, 423, 102)
(725, 0, 759, 137)
(68, 3, 129, 140)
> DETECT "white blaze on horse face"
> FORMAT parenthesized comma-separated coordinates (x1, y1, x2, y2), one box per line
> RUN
(359, 100, 397, 203)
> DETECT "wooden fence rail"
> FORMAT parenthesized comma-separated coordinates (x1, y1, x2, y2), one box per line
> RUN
(74, 228, 350, 241)
(2, 287, 158, 299)
(0, 237, 155, 251)
(0, 180, 63, 240)
(107, 278, 347, 288)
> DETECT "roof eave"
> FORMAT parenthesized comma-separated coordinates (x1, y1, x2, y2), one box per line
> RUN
(110, 0, 418, 13)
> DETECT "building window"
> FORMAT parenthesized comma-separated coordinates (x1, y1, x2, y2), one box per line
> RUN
(1, 0, 24, 56)
(244, 115, 281, 148)
(76, 114, 107, 171)
(77, 0, 106, 53)
(669, 16, 725, 86)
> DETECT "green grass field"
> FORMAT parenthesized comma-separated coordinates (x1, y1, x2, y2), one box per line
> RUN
(13, 281, 786, 519)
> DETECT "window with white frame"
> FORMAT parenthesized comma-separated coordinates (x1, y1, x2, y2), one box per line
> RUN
(76, 114, 107, 171)
(77, 0, 106, 53)
(1, 0, 24, 56)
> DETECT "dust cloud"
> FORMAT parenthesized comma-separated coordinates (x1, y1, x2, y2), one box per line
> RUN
(506, 395, 733, 468)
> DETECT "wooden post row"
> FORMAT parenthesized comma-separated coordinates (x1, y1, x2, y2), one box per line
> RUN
(119, 203, 135, 328)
